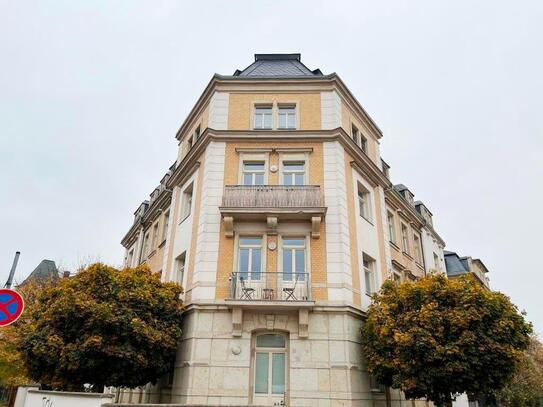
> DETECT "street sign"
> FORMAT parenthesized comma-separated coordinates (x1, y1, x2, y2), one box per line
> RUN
(0, 289, 24, 327)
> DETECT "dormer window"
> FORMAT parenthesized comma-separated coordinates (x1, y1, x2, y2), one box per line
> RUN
(254, 106, 273, 129)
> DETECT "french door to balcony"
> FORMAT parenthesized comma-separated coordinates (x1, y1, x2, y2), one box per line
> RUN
(239, 237, 262, 281)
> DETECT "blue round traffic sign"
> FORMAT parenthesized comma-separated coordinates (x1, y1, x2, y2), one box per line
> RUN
(0, 289, 24, 326)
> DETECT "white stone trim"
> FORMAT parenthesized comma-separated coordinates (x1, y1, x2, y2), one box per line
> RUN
(208, 92, 229, 130)
(191, 141, 226, 301)
(323, 141, 353, 304)
(320, 90, 342, 130)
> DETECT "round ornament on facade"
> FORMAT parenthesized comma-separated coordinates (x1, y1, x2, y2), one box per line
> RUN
(268, 242, 277, 251)
(270, 165, 278, 173)
(231, 345, 241, 355)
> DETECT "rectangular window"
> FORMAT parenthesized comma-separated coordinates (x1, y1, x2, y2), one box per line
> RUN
(239, 237, 263, 280)
(433, 253, 440, 270)
(282, 161, 305, 185)
(126, 249, 134, 267)
(369, 375, 386, 393)
(254, 106, 273, 129)
(151, 223, 159, 249)
(180, 183, 193, 221)
(413, 233, 423, 264)
(192, 125, 201, 145)
(282, 237, 306, 281)
(352, 124, 359, 145)
(278, 105, 296, 129)
(175, 252, 186, 285)
(363, 254, 376, 295)
(360, 134, 368, 154)
(393, 268, 403, 284)
(401, 223, 409, 254)
(143, 232, 150, 258)
(161, 211, 170, 242)
(242, 161, 265, 185)
(387, 211, 396, 243)
(358, 184, 372, 222)
(255, 353, 269, 394)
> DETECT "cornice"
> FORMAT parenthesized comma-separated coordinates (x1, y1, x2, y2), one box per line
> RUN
(121, 189, 172, 248)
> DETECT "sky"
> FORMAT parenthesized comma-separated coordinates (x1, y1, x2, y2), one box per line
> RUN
(1, 0, 541, 333)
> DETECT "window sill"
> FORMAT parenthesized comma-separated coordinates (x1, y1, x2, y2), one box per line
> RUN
(148, 250, 156, 259)
(178, 214, 191, 225)
(159, 239, 167, 248)
(402, 251, 414, 261)
(253, 127, 273, 131)
(390, 241, 401, 251)
(360, 215, 374, 226)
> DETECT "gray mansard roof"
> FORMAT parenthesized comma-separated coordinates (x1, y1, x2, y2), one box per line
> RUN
(233, 54, 323, 77)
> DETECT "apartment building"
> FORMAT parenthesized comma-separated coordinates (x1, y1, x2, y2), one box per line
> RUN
(444, 251, 490, 289)
(119, 54, 447, 406)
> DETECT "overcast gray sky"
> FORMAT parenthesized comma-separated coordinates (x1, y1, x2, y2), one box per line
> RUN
(1, 0, 541, 333)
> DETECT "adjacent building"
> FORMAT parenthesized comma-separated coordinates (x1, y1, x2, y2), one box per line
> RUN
(118, 53, 453, 406)
(444, 251, 490, 289)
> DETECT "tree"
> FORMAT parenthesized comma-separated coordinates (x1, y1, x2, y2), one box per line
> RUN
(497, 336, 543, 407)
(17, 263, 184, 390)
(0, 280, 49, 386)
(361, 274, 532, 407)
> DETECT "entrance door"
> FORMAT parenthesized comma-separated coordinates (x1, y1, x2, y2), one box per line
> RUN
(253, 333, 287, 406)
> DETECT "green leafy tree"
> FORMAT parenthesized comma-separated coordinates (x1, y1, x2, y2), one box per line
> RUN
(17, 264, 184, 391)
(361, 274, 532, 407)
(497, 335, 543, 407)
(0, 280, 50, 386)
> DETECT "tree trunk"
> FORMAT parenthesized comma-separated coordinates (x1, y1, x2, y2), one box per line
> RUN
(385, 387, 392, 407)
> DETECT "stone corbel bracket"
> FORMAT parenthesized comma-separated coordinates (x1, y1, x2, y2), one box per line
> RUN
(311, 216, 322, 239)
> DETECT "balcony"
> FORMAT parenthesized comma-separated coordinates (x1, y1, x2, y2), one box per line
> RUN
(226, 272, 314, 338)
(220, 185, 327, 238)
(230, 272, 310, 302)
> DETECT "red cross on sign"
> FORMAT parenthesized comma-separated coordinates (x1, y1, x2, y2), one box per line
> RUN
(0, 289, 24, 327)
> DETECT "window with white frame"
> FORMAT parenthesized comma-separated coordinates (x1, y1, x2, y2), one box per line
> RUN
(363, 254, 376, 295)
(143, 232, 150, 258)
(242, 161, 265, 185)
(387, 211, 396, 243)
(126, 249, 134, 267)
(151, 222, 159, 249)
(392, 267, 403, 284)
(360, 134, 368, 154)
(282, 237, 306, 281)
(413, 233, 423, 264)
(358, 183, 372, 222)
(352, 124, 360, 145)
(401, 223, 409, 254)
(278, 105, 296, 129)
(161, 211, 170, 242)
(238, 237, 263, 280)
(254, 105, 273, 129)
(254, 333, 287, 397)
(192, 125, 201, 145)
(175, 252, 186, 285)
(433, 253, 440, 270)
(282, 161, 305, 185)
(180, 183, 193, 222)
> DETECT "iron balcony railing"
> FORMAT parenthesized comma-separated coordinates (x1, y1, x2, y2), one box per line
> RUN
(222, 185, 324, 208)
(230, 272, 310, 301)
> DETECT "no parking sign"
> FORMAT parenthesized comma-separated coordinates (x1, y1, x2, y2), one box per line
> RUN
(0, 289, 24, 326)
